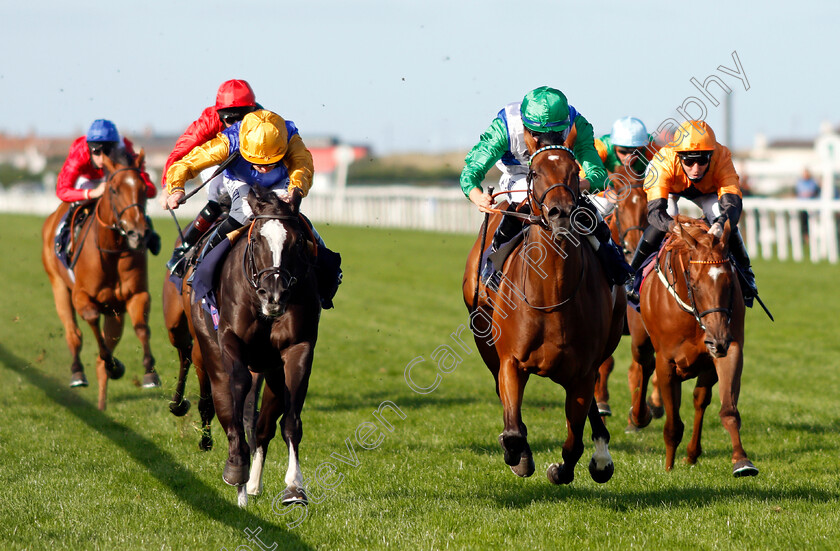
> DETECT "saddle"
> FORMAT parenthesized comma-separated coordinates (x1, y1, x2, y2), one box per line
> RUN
(54, 200, 96, 269)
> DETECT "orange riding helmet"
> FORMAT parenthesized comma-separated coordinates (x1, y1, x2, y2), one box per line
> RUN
(672, 120, 716, 153)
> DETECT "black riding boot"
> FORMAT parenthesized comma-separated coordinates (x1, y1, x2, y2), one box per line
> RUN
(481, 204, 525, 281)
(167, 201, 223, 277)
(579, 198, 633, 286)
(146, 217, 161, 256)
(728, 226, 757, 307)
(625, 226, 665, 302)
(185, 215, 244, 285)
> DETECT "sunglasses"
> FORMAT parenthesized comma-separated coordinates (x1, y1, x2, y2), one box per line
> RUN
(89, 144, 113, 156)
(220, 113, 244, 126)
(679, 154, 712, 167)
(252, 161, 280, 170)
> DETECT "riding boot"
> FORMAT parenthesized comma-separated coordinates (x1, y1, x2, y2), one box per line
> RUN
(625, 228, 664, 302)
(728, 226, 757, 307)
(167, 201, 223, 277)
(186, 215, 243, 285)
(482, 203, 525, 282)
(298, 213, 343, 310)
(145, 216, 162, 256)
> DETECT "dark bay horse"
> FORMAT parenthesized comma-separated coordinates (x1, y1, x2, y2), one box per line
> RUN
(639, 215, 757, 476)
(42, 150, 157, 410)
(463, 143, 625, 485)
(189, 189, 320, 506)
(595, 163, 662, 430)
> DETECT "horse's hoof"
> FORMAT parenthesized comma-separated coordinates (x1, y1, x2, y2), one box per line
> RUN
(647, 397, 664, 419)
(281, 486, 308, 506)
(106, 358, 125, 380)
(510, 454, 535, 478)
(624, 423, 643, 434)
(547, 463, 574, 485)
(733, 459, 759, 477)
(199, 434, 213, 451)
(70, 372, 89, 388)
(142, 372, 161, 388)
(596, 402, 612, 417)
(588, 457, 614, 484)
(223, 460, 249, 486)
(169, 399, 191, 417)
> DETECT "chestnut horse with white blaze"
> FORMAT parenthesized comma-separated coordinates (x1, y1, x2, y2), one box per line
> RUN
(463, 142, 625, 485)
(42, 150, 157, 410)
(639, 215, 757, 476)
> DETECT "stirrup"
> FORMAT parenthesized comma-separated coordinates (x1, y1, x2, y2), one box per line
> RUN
(624, 277, 639, 303)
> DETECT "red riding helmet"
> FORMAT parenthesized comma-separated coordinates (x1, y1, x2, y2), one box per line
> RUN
(215, 79, 257, 111)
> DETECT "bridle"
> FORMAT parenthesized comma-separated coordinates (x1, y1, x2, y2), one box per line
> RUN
(655, 248, 734, 331)
(607, 181, 646, 256)
(526, 145, 579, 230)
(244, 214, 307, 292)
(93, 166, 148, 253)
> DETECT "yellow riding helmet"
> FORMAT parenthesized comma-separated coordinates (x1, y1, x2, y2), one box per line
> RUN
(672, 120, 716, 152)
(239, 110, 288, 165)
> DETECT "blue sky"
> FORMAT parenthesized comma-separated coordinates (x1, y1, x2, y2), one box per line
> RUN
(1, 0, 837, 154)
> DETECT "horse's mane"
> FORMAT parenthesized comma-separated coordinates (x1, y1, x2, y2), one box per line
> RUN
(662, 215, 716, 256)
(108, 145, 133, 167)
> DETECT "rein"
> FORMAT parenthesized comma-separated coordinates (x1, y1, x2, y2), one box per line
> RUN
(93, 167, 147, 254)
(243, 214, 307, 291)
(655, 248, 733, 331)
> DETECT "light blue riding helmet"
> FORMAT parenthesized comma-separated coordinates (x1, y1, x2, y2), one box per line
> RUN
(610, 116, 648, 148)
(86, 119, 120, 143)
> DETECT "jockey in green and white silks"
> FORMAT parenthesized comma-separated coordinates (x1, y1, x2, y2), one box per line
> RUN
(461, 86, 631, 286)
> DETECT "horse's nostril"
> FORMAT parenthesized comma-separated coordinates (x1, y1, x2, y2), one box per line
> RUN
(547, 207, 561, 219)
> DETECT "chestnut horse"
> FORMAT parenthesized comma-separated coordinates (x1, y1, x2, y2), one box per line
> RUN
(189, 189, 320, 506)
(595, 163, 662, 430)
(639, 215, 757, 476)
(42, 149, 157, 410)
(463, 144, 625, 485)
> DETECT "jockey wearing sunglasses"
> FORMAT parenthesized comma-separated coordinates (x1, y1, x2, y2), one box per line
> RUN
(625, 120, 758, 305)
(54, 119, 161, 254)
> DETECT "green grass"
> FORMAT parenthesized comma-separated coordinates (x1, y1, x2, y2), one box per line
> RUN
(1, 213, 839, 550)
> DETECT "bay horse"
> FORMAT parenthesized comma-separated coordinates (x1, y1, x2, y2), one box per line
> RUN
(463, 143, 625, 485)
(639, 215, 757, 476)
(189, 188, 320, 506)
(595, 162, 662, 430)
(41, 149, 157, 410)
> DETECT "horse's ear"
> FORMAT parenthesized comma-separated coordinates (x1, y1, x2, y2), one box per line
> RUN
(135, 148, 145, 168)
(245, 188, 261, 215)
(720, 219, 732, 252)
(563, 123, 578, 150)
(676, 221, 698, 248)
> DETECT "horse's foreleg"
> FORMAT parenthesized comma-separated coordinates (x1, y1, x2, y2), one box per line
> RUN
(247, 373, 283, 497)
(714, 346, 758, 477)
(47, 276, 86, 386)
(497, 358, 533, 477)
(626, 332, 656, 432)
(277, 344, 313, 505)
(219, 333, 252, 488)
(244, 372, 264, 455)
(657, 356, 684, 471)
(586, 399, 614, 484)
(594, 356, 614, 417)
(194, 346, 215, 451)
(126, 292, 158, 386)
(685, 370, 716, 465)
(547, 376, 593, 485)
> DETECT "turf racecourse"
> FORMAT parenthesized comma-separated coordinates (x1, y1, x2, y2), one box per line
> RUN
(1, 212, 839, 550)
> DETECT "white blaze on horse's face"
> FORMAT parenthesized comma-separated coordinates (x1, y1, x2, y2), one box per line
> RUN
(261, 220, 289, 267)
(708, 265, 726, 283)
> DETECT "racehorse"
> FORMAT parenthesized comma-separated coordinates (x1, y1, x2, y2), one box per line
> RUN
(639, 215, 758, 476)
(463, 142, 625, 485)
(188, 188, 320, 506)
(41, 149, 157, 410)
(595, 162, 662, 430)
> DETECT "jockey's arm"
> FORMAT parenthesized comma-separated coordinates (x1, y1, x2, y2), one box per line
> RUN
(571, 115, 608, 192)
(164, 135, 231, 209)
(459, 118, 509, 200)
(647, 198, 674, 233)
(283, 135, 314, 198)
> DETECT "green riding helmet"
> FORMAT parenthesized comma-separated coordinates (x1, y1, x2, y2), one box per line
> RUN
(520, 86, 571, 134)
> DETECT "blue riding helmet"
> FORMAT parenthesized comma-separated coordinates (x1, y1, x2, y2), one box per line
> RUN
(86, 119, 119, 143)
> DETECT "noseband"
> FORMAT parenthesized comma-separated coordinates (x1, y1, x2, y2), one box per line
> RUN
(656, 249, 734, 331)
(244, 214, 303, 291)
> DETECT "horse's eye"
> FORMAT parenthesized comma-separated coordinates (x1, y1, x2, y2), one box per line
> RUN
(257, 288, 267, 297)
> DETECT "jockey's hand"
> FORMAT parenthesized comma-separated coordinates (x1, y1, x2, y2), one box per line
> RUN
(708, 222, 724, 238)
(469, 187, 495, 214)
(166, 191, 185, 210)
(158, 189, 169, 209)
(89, 181, 106, 200)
